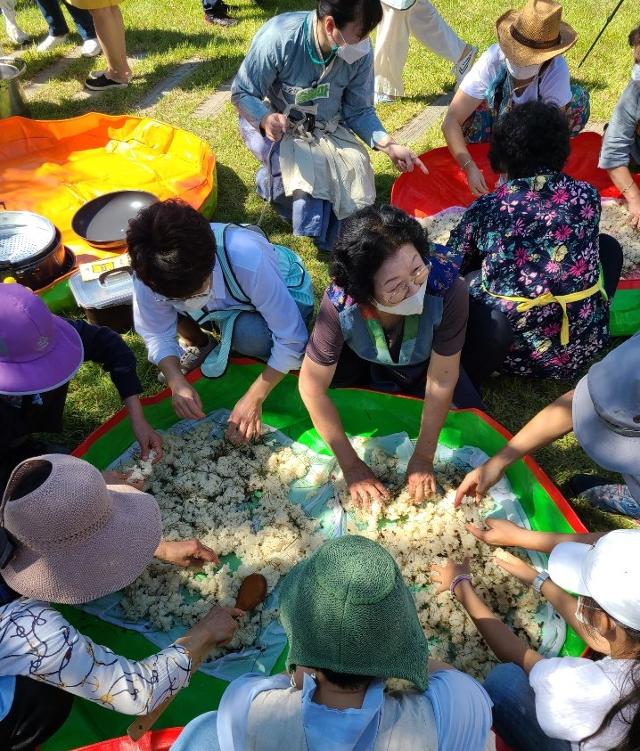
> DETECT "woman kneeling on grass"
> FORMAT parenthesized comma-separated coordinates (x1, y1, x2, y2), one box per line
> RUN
(447, 101, 622, 382)
(127, 199, 312, 445)
(598, 24, 640, 229)
(432, 526, 640, 751)
(298, 205, 516, 509)
(442, 0, 588, 196)
(230, 0, 427, 254)
(0, 454, 242, 751)
(172, 535, 494, 751)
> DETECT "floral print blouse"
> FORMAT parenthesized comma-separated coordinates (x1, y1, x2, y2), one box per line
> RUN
(447, 172, 609, 379)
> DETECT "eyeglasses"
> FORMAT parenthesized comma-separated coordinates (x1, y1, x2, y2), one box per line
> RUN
(379, 263, 430, 305)
(153, 279, 212, 304)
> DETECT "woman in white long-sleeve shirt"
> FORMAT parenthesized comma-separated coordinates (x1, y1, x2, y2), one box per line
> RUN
(127, 199, 312, 445)
(0, 454, 242, 750)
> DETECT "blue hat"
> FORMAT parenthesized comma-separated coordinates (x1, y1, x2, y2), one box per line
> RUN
(572, 333, 640, 476)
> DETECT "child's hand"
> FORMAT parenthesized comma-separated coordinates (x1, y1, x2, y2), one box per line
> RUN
(492, 550, 538, 585)
(430, 557, 471, 595)
(465, 519, 526, 548)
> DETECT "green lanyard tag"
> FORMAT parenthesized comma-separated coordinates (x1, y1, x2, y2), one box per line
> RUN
(295, 83, 330, 105)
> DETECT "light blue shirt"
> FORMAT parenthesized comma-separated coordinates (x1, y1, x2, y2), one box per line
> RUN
(132, 224, 309, 374)
(0, 677, 15, 722)
(231, 11, 387, 148)
(598, 80, 640, 170)
(171, 670, 493, 751)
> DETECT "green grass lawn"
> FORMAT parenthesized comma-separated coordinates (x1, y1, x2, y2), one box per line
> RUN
(2, 0, 638, 531)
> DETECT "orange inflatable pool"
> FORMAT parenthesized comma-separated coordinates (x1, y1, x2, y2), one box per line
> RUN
(0, 113, 217, 308)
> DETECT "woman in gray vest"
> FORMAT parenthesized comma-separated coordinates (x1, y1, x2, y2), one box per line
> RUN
(127, 199, 313, 446)
(298, 205, 510, 508)
(172, 535, 494, 751)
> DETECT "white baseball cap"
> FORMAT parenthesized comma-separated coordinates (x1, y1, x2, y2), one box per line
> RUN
(548, 530, 640, 631)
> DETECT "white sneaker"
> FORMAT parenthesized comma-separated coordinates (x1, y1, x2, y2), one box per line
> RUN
(81, 38, 101, 57)
(37, 34, 67, 52)
(451, 45, 478, 87)
(375, 92, 397, 105)
(5, 22, 30, 45)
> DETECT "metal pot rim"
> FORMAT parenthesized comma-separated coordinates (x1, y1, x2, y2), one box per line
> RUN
(0, 57, 27, 80)
(0, 212, 59, 267)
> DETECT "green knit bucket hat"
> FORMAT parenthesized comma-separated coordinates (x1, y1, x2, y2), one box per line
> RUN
(279, 535, 429, 691)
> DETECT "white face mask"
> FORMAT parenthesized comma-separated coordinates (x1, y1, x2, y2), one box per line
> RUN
(178, 293, 210, 311)
(632, 63, 640, 82)
(333, 29, 371, 64)
(505, 57, 541, 80)
(373, 281, 427, 316)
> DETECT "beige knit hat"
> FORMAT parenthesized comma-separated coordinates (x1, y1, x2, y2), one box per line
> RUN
(496, 0, 577, 66)
(0, 454, 162, 604)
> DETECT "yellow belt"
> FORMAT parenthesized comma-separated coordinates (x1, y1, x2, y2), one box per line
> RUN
(482, 275, 606, 346)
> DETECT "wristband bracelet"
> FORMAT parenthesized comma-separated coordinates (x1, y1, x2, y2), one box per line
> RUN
(460, 157, 474, 171)
(621, 179, 637, 195)
(450, 574, 472, 595)
(532, 570, 550, 594)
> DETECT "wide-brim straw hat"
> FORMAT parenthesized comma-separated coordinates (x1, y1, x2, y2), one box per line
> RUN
(496, 0, 577, 66)
(1, 454, 162, 604)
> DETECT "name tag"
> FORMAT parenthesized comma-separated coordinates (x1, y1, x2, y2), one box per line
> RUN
(295, 83, 330, 105)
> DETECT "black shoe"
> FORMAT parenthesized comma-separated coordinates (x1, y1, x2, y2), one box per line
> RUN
(204, 2, 238, 25)
(84, 73, 128, 91)
(565, 473, 610, 499)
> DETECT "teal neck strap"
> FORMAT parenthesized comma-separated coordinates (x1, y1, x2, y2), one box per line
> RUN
(304, 14, 337, 66)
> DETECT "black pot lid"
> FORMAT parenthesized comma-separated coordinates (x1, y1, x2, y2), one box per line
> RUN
(0, 211, 57, 265)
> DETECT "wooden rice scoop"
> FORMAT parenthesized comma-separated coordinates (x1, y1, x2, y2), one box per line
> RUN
(127, 573, 268, 742)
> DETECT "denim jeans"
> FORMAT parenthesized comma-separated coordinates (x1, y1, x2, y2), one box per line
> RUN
(226, 306, 313, 363)
(230, 312, 273, 361)
(483, 663, 571, 751)
(33, 0, 95, 40)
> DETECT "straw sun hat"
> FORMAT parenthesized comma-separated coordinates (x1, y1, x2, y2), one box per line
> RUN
(0, 454, 162, 604)
(496, 0, 577, 66)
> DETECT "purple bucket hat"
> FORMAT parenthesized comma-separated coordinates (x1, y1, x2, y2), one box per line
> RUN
(0, 283, 84, 395)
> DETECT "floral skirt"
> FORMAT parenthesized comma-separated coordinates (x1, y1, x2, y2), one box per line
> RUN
(463, 83, 591, 145)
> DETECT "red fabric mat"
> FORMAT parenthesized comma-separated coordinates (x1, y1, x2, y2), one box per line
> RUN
(391, 132, 640, 218)
(71, 727, 181, 750)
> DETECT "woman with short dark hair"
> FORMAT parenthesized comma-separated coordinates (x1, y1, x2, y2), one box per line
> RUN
(127, 199, 313, 446)
(297, 205, 509, 508)
(230, 0, 427, 254)
(448, 101, 622, 381)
